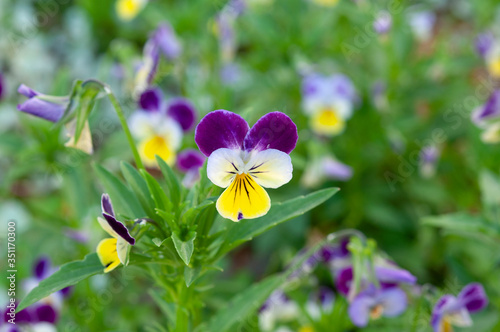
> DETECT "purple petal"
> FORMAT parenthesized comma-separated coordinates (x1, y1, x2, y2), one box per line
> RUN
(60, 286, 74, 298)
(177, 149, 205, 173)
(33, 256, 51, 280)
(64, 228, 89, 243)
(319, 238, 350, 262)
(348, 292, 374, 327)
(195, 110, 249, 156)
(375, 266, 417, 285)
(420, 145, 439, 164)
(335, 266, 353, 296)
(142, 39, 160, 85)
(220, 62, 242, 85)
(475, 32, 494, 58)
(166, 97, 197, 132)
(9, 306, 33, 323)
(102, 213, 136, 245)
(139, 88, 163, 112)
(318, 286, 335, 309)
(458, 283, 488, 313)
(17, 97, 66, 122)
(431, 295, 456, 330)
(35, 304, 58, 323)
(153, 22, 182, 60)
(472, 90, 500, 125)
(18, 84, 39, 98)
(243, 112, 298, 154)
(101, 194, 115, 217)
(322, 158, 353, 181)
(378, 287, 407, 317)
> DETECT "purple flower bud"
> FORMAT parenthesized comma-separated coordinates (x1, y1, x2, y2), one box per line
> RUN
(17, 84, 69, 122)
(177, 149, 205, 173)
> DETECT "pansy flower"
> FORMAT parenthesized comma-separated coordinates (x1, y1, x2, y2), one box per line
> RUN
(116, 0, 147, 21)
(407, 10, 436, 42)
(305, 287, 335, 320)
(17, 84, 93, 154)
(373, 10, 392, 36)
(2, 257, 72, 331)
(475, 32, 494, 59)
(301, 155, 353, 188)
(195, 110, 298, 221)
(96, 194, 136, 273)
(420, 145, 440, 178)
(135, 22, 181, 93)
(177, 149, 206, 188)
(259, 290, 300, 331)
(129, 88, 196, 166)
(431, 283, 488, 332)
(348, 285, 407, 327)
(471, 90, 500, 143)
(301, 73, 358, 136)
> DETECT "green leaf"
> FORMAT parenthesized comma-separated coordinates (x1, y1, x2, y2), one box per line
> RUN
(184, 266, 202, 287)
(171, 231, 197, 265)
(94, 164, 145, 218)
(141, 170, 172, 213)
(121, 161, 156, 216)
(422, 212, 500, 239)
(219, 188, 339, 255)
(479, 170, 500, 219)
(201, 275, 283, 332)
(156, 156, 182, 208)
(148, 290, 176, 328)
(17, 253, 103, 312)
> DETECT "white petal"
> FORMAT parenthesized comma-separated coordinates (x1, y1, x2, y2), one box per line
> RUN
(129, 112, 158, 140)
(97, 217, 119, 238)
(155, 117, 183, 150)
(245, 149, 293, 188)
(207, 148, 245, 188)
(117, 237, 131, 265)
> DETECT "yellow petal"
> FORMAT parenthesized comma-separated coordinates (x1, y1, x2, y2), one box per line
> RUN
(311, 108, 345, 136)
(139, 135, 175, 167)
(216, 173, 271, 222)
(116, 0, 145, 21)
(488, 57, 500, 78)
(96, 238, 121, 273)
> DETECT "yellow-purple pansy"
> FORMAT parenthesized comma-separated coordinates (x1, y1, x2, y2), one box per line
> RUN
(195, 110, 298, 221)
(96, 194, 136, 273)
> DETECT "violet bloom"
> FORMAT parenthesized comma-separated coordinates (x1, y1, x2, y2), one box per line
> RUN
(336, 263, 416, 297)
(306, 287, 336, 320)
(301, 73, 358, 136)
(17, 84, 93, 154)
(96, 194, 136, 273)
(408, 10, 436, 42)
(220, 62, 242, 85)
(420, 145, 439, 178)
(177, 149, 206, 188)
(431, 283, 488, 332)
(372, 80, 388, 111)
(302, 156, 353, 188)
(3, 258, 72, 331)
(373, 11, 392, 35)
(348, 285, 407, 327)
(195, 111, 298, 221)
(135, 36, 161, 93)
(151, 22, 182, 60)
(259, 290, 299, 331)
(475, 32, 494, 59)
(471, 90, 500, 143)
(17, 84, 68, 122)
(130, 92, 197, 166)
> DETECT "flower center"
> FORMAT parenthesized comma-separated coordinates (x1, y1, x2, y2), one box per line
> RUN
(441, 317, 454, 332)
(140, 135, 175, 165)
(369, 304, 384, 320)
(311, 108, 345, 135)
(489, 57, 500, 77)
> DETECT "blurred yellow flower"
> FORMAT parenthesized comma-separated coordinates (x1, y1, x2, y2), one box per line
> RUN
(311, 0, 340, 7)
(310, 108, 345, 136)
(116, 0, 147, 21)
(487, 57, 500, 78)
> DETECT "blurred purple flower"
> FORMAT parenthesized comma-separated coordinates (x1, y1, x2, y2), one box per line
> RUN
(17, 84, 68, 122)
(408, 11, 436, 42)
(420, 145, 440, 178)
(177, 149, 205, 188)
(373, 11, 392, 35)
(259, 290, 299, 331)
(306, 287, 336, 320)
(152, 22, 182, 60)
(348, 285, 407, 327)
(302, 156, 353, 187)
(64, 228, 90, 244)
(431, 283, 488, 332)
(472, 90, 500, 126)
(220, 62, 242, 85)
(0, 73, 5, 100)
(475, 32, 494, 58)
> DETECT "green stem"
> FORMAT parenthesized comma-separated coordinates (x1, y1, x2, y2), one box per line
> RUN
(106, 89, 145, 171)
(175, 279, 190, 332)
